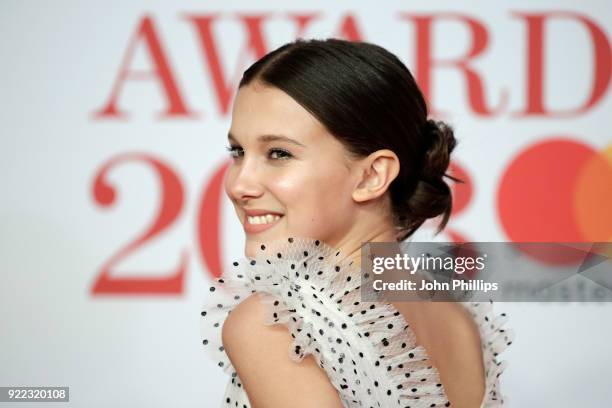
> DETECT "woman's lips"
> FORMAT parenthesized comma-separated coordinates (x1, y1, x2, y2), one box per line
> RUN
(243, 214, 284, 234)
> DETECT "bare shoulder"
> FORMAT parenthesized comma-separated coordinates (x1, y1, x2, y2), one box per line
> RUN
(393, 301, 486, 408)
(221, 293, 343, 408)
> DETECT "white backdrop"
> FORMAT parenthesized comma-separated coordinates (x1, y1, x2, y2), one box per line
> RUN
(1, 0, 611, 407)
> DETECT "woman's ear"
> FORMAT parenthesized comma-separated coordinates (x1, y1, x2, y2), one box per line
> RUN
(352, 149, 400, 203)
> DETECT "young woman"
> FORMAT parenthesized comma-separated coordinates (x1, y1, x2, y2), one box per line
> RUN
(201, 38, 513, 408)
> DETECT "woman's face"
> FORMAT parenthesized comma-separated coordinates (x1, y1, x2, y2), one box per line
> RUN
(225, 82, 361, 258)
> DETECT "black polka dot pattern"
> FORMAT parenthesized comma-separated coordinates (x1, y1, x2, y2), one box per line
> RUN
(201, 237, 514, 407)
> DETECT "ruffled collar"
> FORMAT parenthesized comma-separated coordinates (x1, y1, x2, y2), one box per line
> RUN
(202, 236, 513, 407)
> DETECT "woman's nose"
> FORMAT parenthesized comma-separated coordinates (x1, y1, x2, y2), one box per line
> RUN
(226, 158, 264, 203)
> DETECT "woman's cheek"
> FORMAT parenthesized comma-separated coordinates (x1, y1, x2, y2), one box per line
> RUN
(272, 172, 311, 211)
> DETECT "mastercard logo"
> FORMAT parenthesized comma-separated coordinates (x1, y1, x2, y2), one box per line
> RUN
(497, 138, 612, 263)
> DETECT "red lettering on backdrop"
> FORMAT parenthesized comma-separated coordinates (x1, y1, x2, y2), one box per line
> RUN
(184, 14, 272, 115)
(88, 11, 612, 295)
(91, 153, 188, 295)
(93, 15, 195, 119)
(513, 12, 611, 117)
(197, 161, 231, 279)
(335, 13, 365, 40)
(287, 12, 321, 38)
(400, 13, 508, 118)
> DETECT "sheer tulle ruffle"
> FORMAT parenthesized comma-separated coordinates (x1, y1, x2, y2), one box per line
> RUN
(201, 237, 514, 407)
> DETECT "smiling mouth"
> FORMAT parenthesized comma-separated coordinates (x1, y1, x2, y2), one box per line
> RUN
(246, 214, 283, 225)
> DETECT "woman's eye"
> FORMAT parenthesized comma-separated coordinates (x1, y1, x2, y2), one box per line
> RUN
(268, 148, 293, 160)
(224, 145, 292, 161)
(225, 145, 243, 159)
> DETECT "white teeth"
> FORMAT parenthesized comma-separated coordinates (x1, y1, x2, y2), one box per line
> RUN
(247, 214, 282, 225)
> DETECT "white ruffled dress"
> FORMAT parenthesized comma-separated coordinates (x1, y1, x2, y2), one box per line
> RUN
(201, 237, 513, 408)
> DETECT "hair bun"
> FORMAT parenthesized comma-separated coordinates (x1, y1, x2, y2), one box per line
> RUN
(421, 119, 457, 180)
(394, 119, 462, 241)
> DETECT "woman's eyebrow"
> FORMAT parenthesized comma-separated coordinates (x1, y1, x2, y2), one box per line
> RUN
(227, 132, 306, 148)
